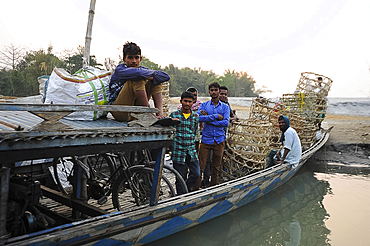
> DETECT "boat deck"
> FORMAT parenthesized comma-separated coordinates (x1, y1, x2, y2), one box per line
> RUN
(37, 170, 177, 220)
(0, 103, 176, 243)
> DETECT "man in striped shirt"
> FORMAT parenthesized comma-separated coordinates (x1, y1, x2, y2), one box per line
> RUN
(170, 91, 200, 194)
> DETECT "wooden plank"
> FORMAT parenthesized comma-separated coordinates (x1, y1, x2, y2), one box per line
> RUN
(0, 140, 174, 164)
(0, 104, 158, 114)
(0, 125, 174, 138)
(150, 147, 165, 206)
(40, 186, 108, 217)
(36, 204, 74, 224)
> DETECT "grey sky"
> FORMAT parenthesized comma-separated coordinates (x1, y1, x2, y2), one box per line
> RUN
(1, 0, 370, 97)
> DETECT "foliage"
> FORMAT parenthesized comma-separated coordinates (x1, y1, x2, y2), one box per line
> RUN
(141, 56, 161, 70)
(214, 69, 258, 97)
(0, 44, 271, 98)
(0, 44, 103, 97)
(162, 65, 217, 97)
(61, 45, 102, 74)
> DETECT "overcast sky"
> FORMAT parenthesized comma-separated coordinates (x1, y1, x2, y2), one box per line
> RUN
(1, 0, 370, 97)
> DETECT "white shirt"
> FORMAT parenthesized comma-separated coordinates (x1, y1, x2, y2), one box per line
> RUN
(280, 127, 302, 164)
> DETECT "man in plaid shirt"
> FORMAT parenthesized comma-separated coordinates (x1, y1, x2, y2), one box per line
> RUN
(170, 91, 200, 194)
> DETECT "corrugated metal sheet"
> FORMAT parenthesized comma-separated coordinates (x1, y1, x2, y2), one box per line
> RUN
(0, 111, 43, 131)
(60, 116, 128, 128)
(0, 111, 129, 131)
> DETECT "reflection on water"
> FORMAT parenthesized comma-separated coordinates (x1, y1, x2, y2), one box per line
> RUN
(147, 163, 370, 246)
(148, 166, 335, 246)
(317, 172, 370, 246)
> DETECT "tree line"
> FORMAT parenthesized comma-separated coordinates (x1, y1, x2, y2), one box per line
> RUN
(0, 44, 271, 98)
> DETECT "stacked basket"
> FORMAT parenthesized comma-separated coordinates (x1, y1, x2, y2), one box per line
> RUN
(222, 72, 333, 179)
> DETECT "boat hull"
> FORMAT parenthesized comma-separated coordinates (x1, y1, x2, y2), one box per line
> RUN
(5, 132, 329, 246)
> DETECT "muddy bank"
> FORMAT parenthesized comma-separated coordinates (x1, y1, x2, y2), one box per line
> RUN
(306, 143, 370, 176)
(310, 143, 370, 165)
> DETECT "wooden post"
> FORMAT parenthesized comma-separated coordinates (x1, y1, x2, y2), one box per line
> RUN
(0, 168, 10, 246)
(72, 158, 88, 219)
(83, 0, 96, 67)
(149, 147, 166, 206)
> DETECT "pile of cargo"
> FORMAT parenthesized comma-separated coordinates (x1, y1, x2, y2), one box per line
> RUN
(222, 72, 332, 178)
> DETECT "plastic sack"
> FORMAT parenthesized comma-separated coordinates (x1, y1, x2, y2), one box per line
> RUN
(44, 67, 112, 120)
(37, 75, 50, 103)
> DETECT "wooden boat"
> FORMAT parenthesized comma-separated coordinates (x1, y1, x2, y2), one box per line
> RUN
(0, 0, 333, 243)
(1, 102, 330, 245)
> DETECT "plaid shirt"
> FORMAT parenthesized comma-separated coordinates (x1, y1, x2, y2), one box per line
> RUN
(169, 109, 199, 164)
(176, 99, 202, 142)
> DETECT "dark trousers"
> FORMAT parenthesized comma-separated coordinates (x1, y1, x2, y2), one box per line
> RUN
(173, 154, 200, 195)
(202, 151, 212, 187)
(193, 141, 224, 190)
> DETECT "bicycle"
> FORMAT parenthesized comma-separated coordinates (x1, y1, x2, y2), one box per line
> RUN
(52, 151, 187, 211)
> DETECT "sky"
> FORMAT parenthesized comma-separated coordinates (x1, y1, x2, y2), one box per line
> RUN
(1, 0, 370, 97)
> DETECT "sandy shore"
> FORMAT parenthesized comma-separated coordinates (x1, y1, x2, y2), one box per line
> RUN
(169, 98, 370, 164)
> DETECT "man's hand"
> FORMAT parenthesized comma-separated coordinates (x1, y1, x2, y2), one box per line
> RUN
(218, 114, 223, 120)
(156, 113, 165, 119)
(200, 110, 208, 115)
(276, 150, 281, 160)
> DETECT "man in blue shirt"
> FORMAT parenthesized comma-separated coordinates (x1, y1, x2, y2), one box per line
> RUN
(193, 82, 230, 190)
(109, 42, 170, 121)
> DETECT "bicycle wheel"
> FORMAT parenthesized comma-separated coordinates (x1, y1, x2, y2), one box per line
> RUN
(52, 154, 115, 195)
(85, 154, 115, 181)
(140, 149, 189, 195)
(111, 165, 176, 211)
(162, 164, 188, 194)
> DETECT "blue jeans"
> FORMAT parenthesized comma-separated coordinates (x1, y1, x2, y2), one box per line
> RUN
(173, 154, 200, 195)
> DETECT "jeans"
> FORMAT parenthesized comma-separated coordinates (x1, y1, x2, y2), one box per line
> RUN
(173, 154, 200, 195)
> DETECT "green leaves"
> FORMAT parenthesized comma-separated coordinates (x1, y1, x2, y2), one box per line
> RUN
(0, 45, 102, 97)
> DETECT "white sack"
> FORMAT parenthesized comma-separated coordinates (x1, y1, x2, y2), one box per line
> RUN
(44, 67, 112, 120)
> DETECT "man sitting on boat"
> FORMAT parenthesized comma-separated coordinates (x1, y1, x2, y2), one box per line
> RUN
(276, 115, 302, 168)
(108, 42, 170, 121)
(170, 91, 200, 194)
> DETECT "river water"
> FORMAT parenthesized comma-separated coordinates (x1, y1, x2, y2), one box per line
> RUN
(147, 161, 370, 246)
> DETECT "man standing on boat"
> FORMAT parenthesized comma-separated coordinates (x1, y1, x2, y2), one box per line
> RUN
(276, 115, 302, 168)
(177, 87, 203, 153)
(193, 82, 230, 189)
(219, 86, 238, 122)
(170, 91, 200, 194)
(108, 42, 170, 121)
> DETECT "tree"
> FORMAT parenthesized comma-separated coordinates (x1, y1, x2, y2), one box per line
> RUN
(16, 45, 62, 96)
(61, 45, 102, 74)
(215, 70, 258, 97)
(0, 44, 25, 70)
(141, 56, 161, 70)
